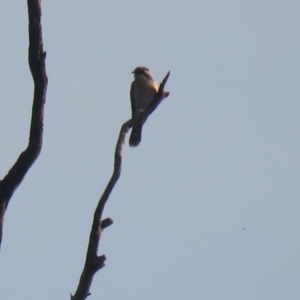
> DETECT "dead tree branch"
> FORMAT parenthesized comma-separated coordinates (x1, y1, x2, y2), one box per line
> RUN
(0, 0, 48, 249)
(71, 71, 170, 300)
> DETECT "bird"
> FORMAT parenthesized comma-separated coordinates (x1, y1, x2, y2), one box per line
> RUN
(129, 66, 158, 147)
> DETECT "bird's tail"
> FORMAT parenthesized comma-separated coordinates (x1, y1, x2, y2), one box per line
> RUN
(129, 121, 143, 147)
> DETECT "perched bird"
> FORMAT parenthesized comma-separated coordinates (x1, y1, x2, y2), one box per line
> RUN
(129, 66, 158, 147)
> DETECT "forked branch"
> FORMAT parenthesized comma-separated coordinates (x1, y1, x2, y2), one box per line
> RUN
(71, 71, 170, 300)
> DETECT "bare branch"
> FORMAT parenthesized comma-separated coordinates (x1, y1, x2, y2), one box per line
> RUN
(71, 71, 170, 300)
(100, 218, 114, 230)
(0, 0, 48, 248)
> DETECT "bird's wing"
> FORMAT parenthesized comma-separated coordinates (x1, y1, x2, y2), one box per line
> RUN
(130, 81, 136, 118)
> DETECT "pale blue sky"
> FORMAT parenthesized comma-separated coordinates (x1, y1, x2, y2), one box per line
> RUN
(1, 1, 300, 299)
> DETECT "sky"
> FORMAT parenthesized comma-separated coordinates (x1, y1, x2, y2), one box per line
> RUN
(0, 1, 300, 299)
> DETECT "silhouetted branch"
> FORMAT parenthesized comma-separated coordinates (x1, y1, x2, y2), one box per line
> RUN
(71, 71, 170, 300)
(0, 0, 48, 249)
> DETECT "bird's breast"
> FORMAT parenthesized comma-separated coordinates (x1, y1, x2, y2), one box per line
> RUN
(132, 77, 158, 113)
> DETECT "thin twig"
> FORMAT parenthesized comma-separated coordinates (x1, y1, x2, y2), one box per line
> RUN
(0, 0, 48, 249)
(71, 71, 170, 300)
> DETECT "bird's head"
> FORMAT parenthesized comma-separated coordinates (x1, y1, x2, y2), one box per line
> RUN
(132, 66, 152, 79)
